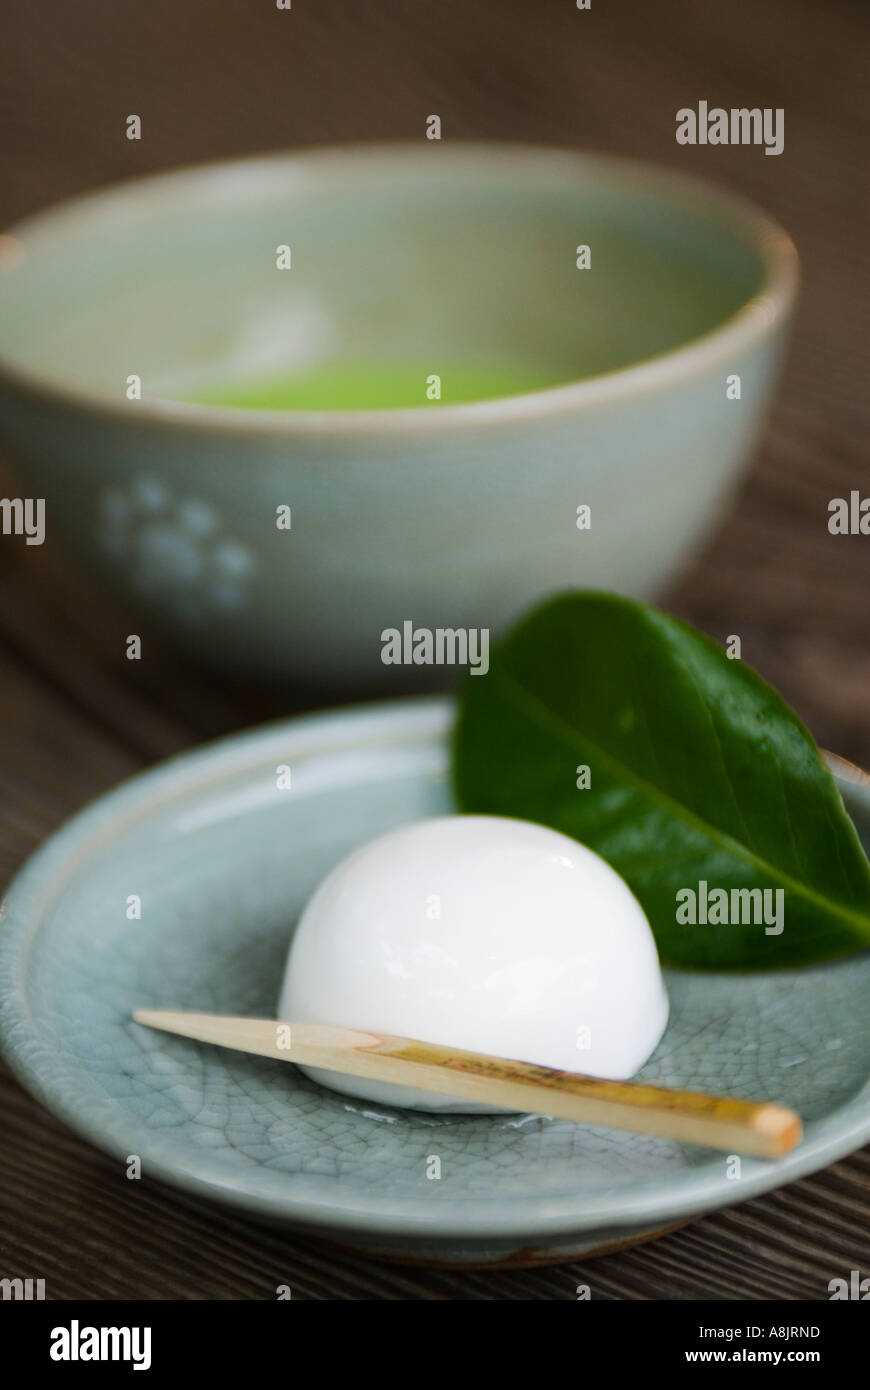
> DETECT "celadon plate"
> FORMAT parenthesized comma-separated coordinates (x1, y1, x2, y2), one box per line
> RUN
(1, 697, 869, 1266)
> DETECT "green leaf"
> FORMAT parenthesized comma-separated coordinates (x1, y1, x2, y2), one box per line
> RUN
(453, 592, 870, 969)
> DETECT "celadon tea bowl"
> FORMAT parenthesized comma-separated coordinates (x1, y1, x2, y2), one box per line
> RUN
(0, 144, 798, 688)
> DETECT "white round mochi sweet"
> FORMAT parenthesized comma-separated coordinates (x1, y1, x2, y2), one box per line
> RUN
(278, 815, 669, 1112)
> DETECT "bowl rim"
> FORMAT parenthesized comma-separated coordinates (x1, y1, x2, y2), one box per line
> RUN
(0, 141, 800, 439)
(0, 694, 867, 1245)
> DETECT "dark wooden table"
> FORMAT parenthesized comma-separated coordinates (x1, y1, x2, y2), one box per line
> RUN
(1, 0, 868, 1299)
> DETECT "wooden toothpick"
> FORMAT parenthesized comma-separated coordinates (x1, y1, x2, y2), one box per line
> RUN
(133, 1009, 802, 1158)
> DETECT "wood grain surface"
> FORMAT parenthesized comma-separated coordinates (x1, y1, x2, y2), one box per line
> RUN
(0, 0, 868, 1299)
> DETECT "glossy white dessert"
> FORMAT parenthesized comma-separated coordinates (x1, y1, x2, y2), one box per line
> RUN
(278, 815, 669, 1112)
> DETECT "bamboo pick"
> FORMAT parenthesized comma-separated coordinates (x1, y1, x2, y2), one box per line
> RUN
(133, 1009, 802, 1157)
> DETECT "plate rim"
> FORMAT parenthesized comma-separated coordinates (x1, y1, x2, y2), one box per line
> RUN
(1, 693, 869, 1243)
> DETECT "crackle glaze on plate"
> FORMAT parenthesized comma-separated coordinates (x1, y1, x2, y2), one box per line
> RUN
(1, 698, 869, 1266)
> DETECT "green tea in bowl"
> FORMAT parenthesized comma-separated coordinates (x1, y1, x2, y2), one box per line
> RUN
(189, 360, 561, 411)
(0, 143, 798, 688)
